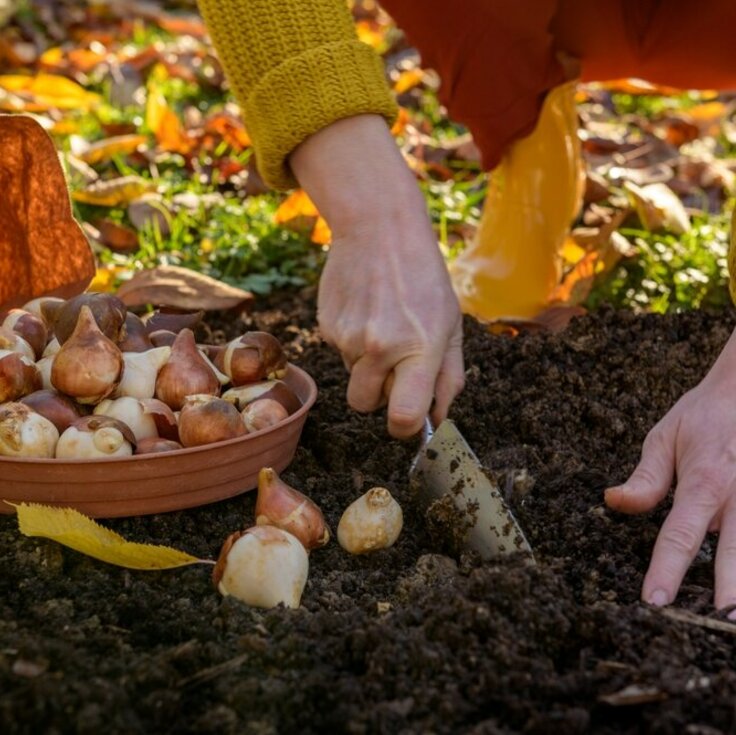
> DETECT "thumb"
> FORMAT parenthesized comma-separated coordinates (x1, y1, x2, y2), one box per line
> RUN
(605, 422, 676, 514)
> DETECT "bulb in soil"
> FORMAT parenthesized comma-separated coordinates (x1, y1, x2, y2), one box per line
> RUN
(0, 402, 59, 458)
(337, 487, 403, 555)
(213, 526, 309, 609)
(255, 467, 330, 551)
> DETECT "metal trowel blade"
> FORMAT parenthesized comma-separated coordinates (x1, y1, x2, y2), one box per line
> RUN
(410, 419, 533, 561)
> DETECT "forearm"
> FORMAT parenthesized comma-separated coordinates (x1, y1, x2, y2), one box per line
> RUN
(198, 0, 396, 189)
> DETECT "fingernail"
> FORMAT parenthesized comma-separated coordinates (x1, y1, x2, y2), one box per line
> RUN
(604, 486, 623, 507)
(648, 589, 669, 607)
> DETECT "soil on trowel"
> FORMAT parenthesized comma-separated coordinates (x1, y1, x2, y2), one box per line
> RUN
(3, 293, 736, 735)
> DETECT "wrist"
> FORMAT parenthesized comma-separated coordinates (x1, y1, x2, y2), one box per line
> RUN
(289, 114, 425, 237)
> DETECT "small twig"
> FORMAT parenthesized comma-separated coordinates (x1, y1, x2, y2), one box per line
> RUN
(178, 652, 249, 689)
(659, 607, 736, 635)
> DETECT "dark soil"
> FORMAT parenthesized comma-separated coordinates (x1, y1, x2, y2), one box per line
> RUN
(3, 294, 736, 735)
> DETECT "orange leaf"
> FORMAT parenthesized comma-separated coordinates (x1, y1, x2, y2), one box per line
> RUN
(550, 251, 600, 305)
(394, 68, 424, 94)
(116, 265, 254, 311)
(204, 113, 251, 151)
(0, 115, 95, 312)
(146, 86, 192, 154)
(311, 216, 332, 246)
(0, 73, 100, 111)
(274, 190, 319, 223)
(391, 107, 410, 136)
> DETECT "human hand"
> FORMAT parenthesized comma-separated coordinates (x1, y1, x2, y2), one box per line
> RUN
(290, 115, 465, 438)
(605, 328, 736, 613)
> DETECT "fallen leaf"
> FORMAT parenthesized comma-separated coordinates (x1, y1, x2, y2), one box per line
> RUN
(76, 134, 148, 165)
(203, 112, 251, 151)
(624, 181, 690, 234)
(550, 251, 601, 305)
(94, 219, 139, 253)
(128, 193, 171, 236)
(0, 73, 100, 111)
(0, 114, 95, 311)
(116, 265, 254, 311)
(11, 502, 207, 570)
(393, 68, 424, 94)
(275, 190, 319, 223)
(72, 175, 156, 207)
(146, 76, 193, 154)
(311, 216, 332, 246)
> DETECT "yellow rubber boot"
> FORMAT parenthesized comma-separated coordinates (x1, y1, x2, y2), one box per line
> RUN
(450, 80, 585, 321)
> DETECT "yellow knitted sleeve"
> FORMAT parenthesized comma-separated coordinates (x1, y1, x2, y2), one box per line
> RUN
(197, 0, 398, 190)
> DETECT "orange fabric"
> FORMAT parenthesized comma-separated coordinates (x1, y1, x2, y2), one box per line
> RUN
(383, 0, 736, 169)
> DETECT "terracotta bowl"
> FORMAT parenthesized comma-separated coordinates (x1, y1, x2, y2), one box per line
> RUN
(0, 364, 317, 518)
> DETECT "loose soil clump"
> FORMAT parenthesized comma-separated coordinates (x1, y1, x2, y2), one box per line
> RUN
(2, 294, 736, 734)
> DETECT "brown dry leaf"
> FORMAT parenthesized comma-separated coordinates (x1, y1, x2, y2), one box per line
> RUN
(0, 114, 95, 311)
(72, 175, 156, 207)
(624, 181, 690, 234)
(77, 134, 148, 165)
(94, 219, 139, 253)
(116, 265, 254, 311)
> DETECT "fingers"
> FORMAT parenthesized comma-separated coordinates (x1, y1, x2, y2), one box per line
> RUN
(642, 473, 722, 606)
(604, 422, 676, 514)
(346, 355, 390, 413)
(430, 336, 465, 427)
(715, 492, 736, 612)
(387, 355, 438, 438)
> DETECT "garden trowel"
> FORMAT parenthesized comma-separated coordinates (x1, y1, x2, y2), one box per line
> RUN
(410, 418, 534, 561)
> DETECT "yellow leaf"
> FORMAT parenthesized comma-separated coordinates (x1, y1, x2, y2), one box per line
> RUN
(78, 134, 148, 165)
(560, 236, 587, 265)
(72, 175, 156, 207)
(0, 73, 99, 111)
(12, 503, 207, 570)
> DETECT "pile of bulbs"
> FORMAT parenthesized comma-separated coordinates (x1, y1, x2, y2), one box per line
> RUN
(215, 467, 404, 609)
(0, 292, 302, 459)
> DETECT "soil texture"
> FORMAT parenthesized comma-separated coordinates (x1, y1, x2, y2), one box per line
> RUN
(2, 294, 736, 734)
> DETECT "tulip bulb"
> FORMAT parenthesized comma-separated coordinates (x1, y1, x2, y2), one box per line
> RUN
(20, 390, 85, 433)
(94, 397, 158, 442)
(215, 331, 287, 386)
(56, 416, 135, 459)
(0, 350, 41, 402)
(0, 403, 59, 458)
(42, 338, 60, 358)
(337, 487, 403, 555)
(22, 296, 64, 322)
(118, 313, 152, 352)
(44, 292, 127, 345)
(2, 310, 48, 359)
(116, 346, 171, 399)
(0, 327, 35, 361)
(155, 329, 220, 410)
(213, 526, 309, 609)
(178, 395, 246, 447)
(35, 356, 54, 390)
(255, 467, 329, 550)
(242, 398, 289, 433)
(142, 309, 203, 335)
(51, 306, 124, 404)
(135, 437, 183, 454)
(222, 380, 301, 414)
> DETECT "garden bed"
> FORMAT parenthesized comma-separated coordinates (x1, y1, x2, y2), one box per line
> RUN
(2, 293, 736, 734)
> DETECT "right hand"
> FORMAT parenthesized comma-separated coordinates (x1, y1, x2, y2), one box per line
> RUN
(290, 115, 465, 438)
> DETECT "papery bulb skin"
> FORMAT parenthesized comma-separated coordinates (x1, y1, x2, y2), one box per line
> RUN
(51, 306, 124, 405)
(155, 329, 220, 410)
(0, 403, 59, 458)
(142, 309, 203, 335)
(116, 347, 171, 399)
(216, 332, 287, 386)
(20, 390, 85, 433)
(213, 526, 309, 609)
(337, 487, 403, 555)
(135, 437, 183, 454)
(0, 350, 41, 403)
(42, 338, 60, 358)
(178, 396, 246, 447)
(3, 310, 48, 359)
(139, 398, 179, 441)
(55, 416, 135, 459)
(118, 313, 153, 352)
(149, 330, 177, 348)
(222, 380, 300, 414)
(242, 398, 289, 433)
(22, 296, 64, 323)
(94, 397, 157, 442)
(45, 292, 127, 345)
(0, 328, 35, 361)
(255, 467, 330, 551)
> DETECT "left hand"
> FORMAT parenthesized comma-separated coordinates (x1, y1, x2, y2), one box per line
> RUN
(605, 327, 736, 613)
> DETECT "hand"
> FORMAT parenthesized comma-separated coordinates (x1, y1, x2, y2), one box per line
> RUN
(290, 115, 465, 438)
(605, 327, 736, 613)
